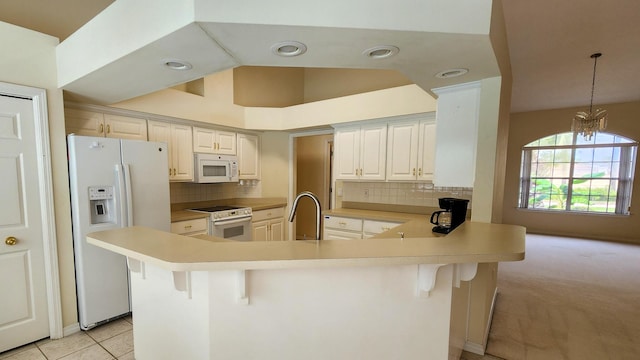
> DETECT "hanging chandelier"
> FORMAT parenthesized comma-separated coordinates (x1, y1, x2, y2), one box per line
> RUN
(571, 52, 607, 141)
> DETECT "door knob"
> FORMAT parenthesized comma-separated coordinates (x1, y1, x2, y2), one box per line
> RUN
(5, 236, 17, 246)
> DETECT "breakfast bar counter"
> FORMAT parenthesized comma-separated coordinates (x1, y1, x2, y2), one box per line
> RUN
(87, 221, 525, 360)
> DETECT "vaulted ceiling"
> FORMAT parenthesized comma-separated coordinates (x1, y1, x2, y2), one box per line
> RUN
(1, 0, 638, 113)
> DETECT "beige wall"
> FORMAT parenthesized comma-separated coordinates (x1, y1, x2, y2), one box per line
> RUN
(230, 66, 413, 108)
(260, 131, 290, 198)
(488, 0, 512, 224)
(260, 131, 291, 240)
(503, 101, 640, 244)
(303, 68, 412, 103)
(233, 66, 304, 107)
(112, 69, 246, 128)
(0, 21, 77, 328)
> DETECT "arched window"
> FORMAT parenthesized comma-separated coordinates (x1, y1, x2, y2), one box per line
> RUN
(519, 131, 637, 214)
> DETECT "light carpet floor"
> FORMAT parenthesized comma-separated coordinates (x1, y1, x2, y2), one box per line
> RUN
(485, 234, 640, 360)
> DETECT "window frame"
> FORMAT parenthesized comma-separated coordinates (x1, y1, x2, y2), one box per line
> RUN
(519, 132, 637, 215)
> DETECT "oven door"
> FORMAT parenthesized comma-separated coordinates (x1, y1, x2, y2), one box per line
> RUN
(210, 216, 252, 241)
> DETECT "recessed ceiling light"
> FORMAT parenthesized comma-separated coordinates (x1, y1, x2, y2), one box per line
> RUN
(435, 68, 469, 79)
(271, 41, 307, 57)
(363, 45, 399, 59)
(163, 59, 192, 71)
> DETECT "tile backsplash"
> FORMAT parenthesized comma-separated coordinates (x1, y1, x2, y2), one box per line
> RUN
(340, 181, 472, 208)
(170, 180, 261, 204)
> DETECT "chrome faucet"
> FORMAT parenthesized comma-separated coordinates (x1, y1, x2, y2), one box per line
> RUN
(288, 191, 322, 240)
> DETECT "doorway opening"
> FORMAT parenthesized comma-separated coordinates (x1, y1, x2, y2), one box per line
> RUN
(293, 133, 333, 240)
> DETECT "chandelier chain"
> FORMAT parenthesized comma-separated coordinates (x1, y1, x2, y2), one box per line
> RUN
(589, 52, 601, 114)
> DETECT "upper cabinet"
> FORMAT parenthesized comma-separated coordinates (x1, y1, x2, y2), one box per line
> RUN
(237, 133, 261, 179)
(386, 115, 436, 181)
(65, 108, 147, 141)
(148, 120, 193, 182)
(432, 82, 480, 188)
(334, 123, 387, 181)
(193, 127, 236, 155)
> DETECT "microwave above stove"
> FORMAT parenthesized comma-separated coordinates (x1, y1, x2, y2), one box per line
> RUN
(193, 153, 239, 183)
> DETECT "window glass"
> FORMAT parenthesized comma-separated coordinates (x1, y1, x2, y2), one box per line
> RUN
(519, 131, 637, 214)
(595, 133, 614, 144)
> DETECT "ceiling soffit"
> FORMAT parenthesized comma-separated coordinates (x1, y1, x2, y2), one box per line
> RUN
(57, 0, 500, 104)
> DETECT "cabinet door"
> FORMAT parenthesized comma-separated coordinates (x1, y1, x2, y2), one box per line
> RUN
(362, 219, 402, 235)
(334, 127, 360, 180)
(417, 121, 436, 181)
(323, 228, 361, 240)
(193, 127, 216, 153)
(65, 109, 105, 137)
(433, 82, 480, 187)
(147, 121, 172, 177)
(269, 218, 284, 241)
(215, 130, 237, 155)
(171, 124, 194, 181)
(386, 121, 419, 181)
(171, 218, 208, 236)
(237, 133, 260, 179)
(359, 124, 387, 180)
(104, 114, 147, 140)
(252, 220, 269, 241)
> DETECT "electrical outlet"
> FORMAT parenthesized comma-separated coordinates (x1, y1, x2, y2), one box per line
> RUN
(364, 189, 369, 197)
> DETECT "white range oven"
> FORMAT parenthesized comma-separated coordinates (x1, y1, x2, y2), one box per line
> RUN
(190, 205, 252, 241)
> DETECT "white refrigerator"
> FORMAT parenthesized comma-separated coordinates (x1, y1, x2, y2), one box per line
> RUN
(68, 135, 171, 330)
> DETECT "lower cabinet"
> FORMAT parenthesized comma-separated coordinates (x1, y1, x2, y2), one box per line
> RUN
(323, 215, 401, 240)
(252, 207, 285, 241)
(362, 219, 403, 239)
(171, 218, 208, 237)
(323, 216, 363, 240)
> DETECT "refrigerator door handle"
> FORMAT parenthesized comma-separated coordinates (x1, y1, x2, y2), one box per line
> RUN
(115, 164, 128, 227)
(123, 163, 134, 227)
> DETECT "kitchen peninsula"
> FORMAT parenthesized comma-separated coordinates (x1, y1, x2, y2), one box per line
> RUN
(88, 221, 525, 360)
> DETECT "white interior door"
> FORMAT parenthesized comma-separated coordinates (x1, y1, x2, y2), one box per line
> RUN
(0, 94, 50, 351)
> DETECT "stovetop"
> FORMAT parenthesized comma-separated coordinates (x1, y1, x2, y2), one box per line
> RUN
(192, 205, 243, 212)
(190, 205, 252, 220)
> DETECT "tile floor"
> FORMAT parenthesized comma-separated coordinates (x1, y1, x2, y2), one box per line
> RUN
(0, 316, 133, 360)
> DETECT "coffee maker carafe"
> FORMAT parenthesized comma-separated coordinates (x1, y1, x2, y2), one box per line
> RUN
(430, 197, 469, 234)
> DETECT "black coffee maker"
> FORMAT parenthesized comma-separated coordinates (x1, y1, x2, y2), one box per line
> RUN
(430, 197, 469, 234)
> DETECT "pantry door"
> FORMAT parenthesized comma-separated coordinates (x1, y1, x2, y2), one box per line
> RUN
(0, 89, 55, 351)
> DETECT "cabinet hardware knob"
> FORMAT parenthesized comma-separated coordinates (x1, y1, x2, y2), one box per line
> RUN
(418, 168, 423, 176)
(99, 124, 104, 133)
(184, 225, 192, 229)
(106, 124, 111, 134)
(5, 236, 17, 246)
(412, 168, 416, 176)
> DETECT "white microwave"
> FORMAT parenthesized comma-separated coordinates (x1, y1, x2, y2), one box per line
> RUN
(193, 153, 239, 183)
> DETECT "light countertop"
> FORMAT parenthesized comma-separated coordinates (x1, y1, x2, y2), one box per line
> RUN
(87, 220, 525, 272)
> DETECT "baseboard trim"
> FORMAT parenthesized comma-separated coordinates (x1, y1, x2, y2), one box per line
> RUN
(463, 341, 486, 355)
(463, 287, 498, 355)
(63, 323, 81, 337)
